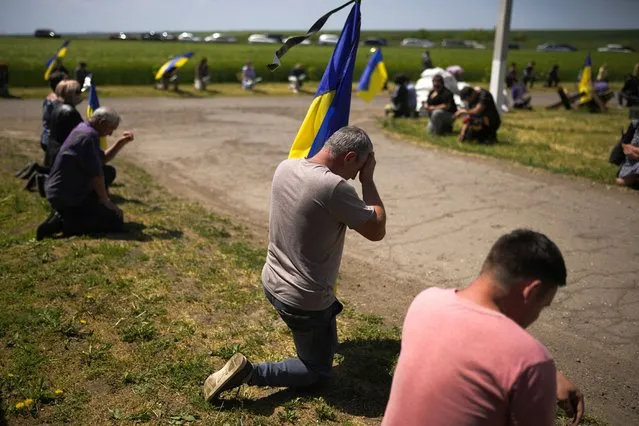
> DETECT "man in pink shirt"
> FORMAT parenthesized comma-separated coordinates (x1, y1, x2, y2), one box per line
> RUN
(383, 229, 585, 426)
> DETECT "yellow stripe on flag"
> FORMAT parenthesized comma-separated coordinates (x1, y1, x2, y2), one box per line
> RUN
(288, 91, 335, 159)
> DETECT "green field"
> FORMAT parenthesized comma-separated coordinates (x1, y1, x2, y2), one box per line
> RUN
(1, 31, 638, 87)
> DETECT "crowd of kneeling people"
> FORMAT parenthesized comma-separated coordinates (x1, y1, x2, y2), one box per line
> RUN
(15, 71, 135, 240)
(388, 73, 502, 145)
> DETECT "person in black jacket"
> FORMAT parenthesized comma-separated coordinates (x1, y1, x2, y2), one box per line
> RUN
(424, 74, 457, 135)
(45, 79, 83, 168)
(388, 74, 412, 118)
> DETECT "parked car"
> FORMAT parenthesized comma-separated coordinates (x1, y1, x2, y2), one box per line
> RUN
(34, 29, 60, 38)
(266, 34, 285, 43)
(248, 34, 279, 44)
(400, 38, 434, 48)
(536, 43, 577, 52)
(109, 32, 134, 40)
(141, 31, 175, 41)
(441, 39, 471, 48)
(508, 43, 520, 50)
(464, 40, 486, 49)
(363, 37, 388, 47)
(177, 32, 201, 42)
(597, 44, 634, 53)
(204, 33, 238, 43)
(318, 34, 339, 46)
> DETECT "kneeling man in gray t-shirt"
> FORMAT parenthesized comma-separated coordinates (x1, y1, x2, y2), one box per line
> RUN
(204, 126, 387, 400)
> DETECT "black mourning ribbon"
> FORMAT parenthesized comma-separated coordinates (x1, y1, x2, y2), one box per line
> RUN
(267, 0, 358, 71)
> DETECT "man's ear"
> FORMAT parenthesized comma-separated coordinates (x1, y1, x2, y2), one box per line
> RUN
(344, 151, 357, 163)
(521, 280, 542, 304)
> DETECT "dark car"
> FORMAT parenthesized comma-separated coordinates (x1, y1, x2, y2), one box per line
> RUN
(109, 32, 135, 41)
(508, 43, 520, 50)
(34, 29, 60, 38)
(266, 33, 285, 43)
(536, 43, 577, 52)
(364, 38, 388, 47)
(141, 31, 163, 41)
(441, 39, 471, 48)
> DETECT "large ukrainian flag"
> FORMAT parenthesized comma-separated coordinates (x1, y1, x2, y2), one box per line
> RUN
(579, 54, 592, 104)
(44, 40, 70, 81)
(155, 52, 194, 80)
(87, 80, 108, 151)
(288, 2, 361, 159)
(356, 49, 388, 102)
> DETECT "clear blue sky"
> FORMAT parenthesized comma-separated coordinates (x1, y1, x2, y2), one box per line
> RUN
(1, 0, 638, 34)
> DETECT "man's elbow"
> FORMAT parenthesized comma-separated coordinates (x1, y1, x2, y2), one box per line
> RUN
(366, 224, 386, 242)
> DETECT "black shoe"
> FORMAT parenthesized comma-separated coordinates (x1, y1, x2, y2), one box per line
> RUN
(203, 353, 253, 401)
(24, 173, 37, 191)
(15, 161, 36, 179)
(36, 174, 47, 198)
(36, 211, 63, 241)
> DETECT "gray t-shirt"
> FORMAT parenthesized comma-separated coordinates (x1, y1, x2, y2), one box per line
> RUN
(262, 159, 375, 311)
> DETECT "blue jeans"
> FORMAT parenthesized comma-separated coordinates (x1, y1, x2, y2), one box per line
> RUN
(248, 288, 343, 388)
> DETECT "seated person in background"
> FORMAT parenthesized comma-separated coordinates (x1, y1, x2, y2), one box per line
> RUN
(382, 229, 585, 426)
(456, 86, 501, 144)
(386, 74, 412, 118)
(406, 79, 417, 117)
(74, 62, 90, 86)
(511, 82, 532, 110)
(288, 63, 306, 93)
(52, 59, 69, 78)
(505, 62, 517, 89)
(596, 64, 609, 83)
(157, 67, 179, 91)
(46, 80, 84, 168)
(241, 61, 261, 90)
(37, 107, 134, 240)
(16, 72, 67, 191)
(194, 58, 210, 91)
(546, 65, 560, 87)
(617, 118, 639, 188)
(424, 74, 457, 135)
(618, 63, 639, 107)
(421, 50, 433, 70)
(522, 61, 536, 88)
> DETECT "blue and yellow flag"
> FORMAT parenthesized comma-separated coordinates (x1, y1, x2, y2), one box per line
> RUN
(155, 52, 194, 80)
(356, 49, 388, 102)
(44, 40, 70, 81)
(579, 54, 592, 104)
(288, 2, 361, 159)
(86, 80, 108, 151)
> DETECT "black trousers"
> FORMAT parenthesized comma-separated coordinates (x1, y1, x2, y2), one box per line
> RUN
(51, 166, 121, 236)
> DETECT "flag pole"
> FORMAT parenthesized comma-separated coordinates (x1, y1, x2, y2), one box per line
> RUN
(489, 0, 513, 113)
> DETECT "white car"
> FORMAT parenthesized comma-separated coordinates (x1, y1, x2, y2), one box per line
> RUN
(318, 34, 339, 46)
(400, 38, 434, 48)
(204, 33, 238, 43)
(248, 34, 279, 44)
(464, 40, 486, 49)
(597, 44, 634, 53)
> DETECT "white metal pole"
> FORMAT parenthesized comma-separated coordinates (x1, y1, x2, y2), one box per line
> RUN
(489, 0, 513, 112)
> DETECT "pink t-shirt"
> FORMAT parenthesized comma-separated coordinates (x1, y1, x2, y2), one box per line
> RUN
(383, 288, 557, 426)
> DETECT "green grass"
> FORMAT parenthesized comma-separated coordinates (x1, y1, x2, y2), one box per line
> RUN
(1, 35, 638, 87)
(382, 108, 628, 185)
(0, 137, 607, 425)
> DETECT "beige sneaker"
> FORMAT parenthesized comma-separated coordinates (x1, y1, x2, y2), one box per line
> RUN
(203, 353, 253, 402)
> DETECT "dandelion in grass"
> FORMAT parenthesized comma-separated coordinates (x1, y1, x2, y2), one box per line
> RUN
(80, 320, 87, 325)
(54, 389, 63, 395)
(15, 402, 24, 409)
(24, 399, 34, 407)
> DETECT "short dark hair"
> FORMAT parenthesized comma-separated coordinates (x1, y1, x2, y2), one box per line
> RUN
(79, 62, 87, 67)
(459, 86, 475, 100)
(432, 74, 443, 83)
(481, 229, 567, 289)
(48, 71, 66, 91)
(393, 73, 408, 85)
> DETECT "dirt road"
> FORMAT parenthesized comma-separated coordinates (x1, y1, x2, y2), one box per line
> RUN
(1, 95, 637, 424)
